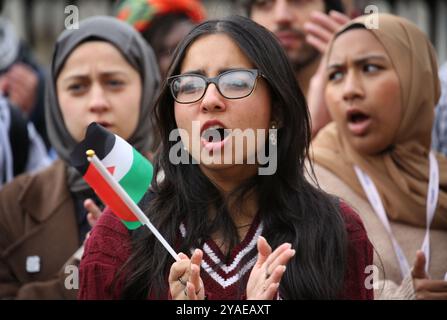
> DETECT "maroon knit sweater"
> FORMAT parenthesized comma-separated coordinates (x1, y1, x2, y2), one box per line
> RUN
(78, 202, 373, 300)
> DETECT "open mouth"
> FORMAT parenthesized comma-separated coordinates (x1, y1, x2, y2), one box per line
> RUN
(347, 111, 369, 124)
(346, 109, 371, 136)
(201, 125, 231, 143)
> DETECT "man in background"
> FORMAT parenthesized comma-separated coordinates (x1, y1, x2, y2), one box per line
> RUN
(245, 0, 351, 137)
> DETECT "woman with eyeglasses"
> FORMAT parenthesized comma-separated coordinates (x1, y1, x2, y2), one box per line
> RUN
(78, 15, 373, 300)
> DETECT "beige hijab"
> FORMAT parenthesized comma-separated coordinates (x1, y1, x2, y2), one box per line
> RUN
(312, 13, 447, 229)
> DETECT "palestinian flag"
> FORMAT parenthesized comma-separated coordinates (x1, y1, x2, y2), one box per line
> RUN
(70, 122, 153, 230)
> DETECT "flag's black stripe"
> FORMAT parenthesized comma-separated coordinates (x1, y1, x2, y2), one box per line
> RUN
(69, 122, 116, 175)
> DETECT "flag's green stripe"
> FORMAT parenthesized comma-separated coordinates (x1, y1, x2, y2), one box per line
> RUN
(117, 148, 152, 229)
(123, 220, 142, 230)
(119, 148, 153, 204)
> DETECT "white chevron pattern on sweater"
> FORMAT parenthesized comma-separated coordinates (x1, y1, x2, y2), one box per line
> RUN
(179, 221, 264, 289)
(202, 223, 264, 274)
(201, 255, 257, 289)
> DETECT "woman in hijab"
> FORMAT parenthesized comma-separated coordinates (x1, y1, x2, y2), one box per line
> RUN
(0, 16, 160, 299)
(312, 13, 447, 299)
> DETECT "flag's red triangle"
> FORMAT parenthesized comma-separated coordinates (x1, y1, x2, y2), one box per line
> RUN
(107, 166, 115, 175)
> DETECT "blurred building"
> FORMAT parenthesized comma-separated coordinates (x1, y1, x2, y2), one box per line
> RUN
(1, 0, 446, 67)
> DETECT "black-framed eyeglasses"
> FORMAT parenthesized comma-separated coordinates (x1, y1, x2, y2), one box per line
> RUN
(168, 69, 264, 104)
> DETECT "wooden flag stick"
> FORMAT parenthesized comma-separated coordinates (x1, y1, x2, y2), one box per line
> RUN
(86, 150, 180, 261)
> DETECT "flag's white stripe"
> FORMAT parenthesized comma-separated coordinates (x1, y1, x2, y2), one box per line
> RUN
(101, 135, 133, 181)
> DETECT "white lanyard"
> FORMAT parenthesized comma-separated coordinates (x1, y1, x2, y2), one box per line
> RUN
(353, 151, 439, 278)
(0, 98, 13, 187)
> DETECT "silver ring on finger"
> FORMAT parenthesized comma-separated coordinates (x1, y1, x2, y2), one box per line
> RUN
(195, 284, 202, 295)
(178, 276, 187, 287)
(265, 265, 271, 280)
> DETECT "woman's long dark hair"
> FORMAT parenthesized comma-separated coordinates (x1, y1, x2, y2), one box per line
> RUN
(119, 15, 347, 300)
